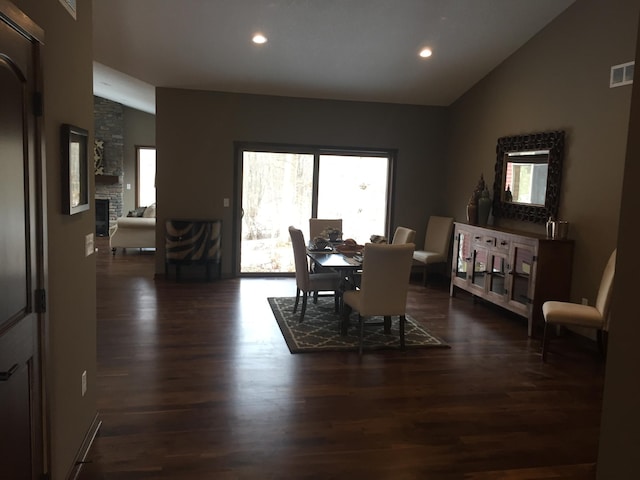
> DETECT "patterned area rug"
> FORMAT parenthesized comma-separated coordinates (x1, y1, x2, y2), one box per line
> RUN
(269, 296, 449, 353)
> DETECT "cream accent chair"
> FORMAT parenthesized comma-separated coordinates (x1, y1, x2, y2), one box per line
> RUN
(412, 216, 454, 286)
(541, 249, 616, 362)
(391, 226, 416, 245)
(289, 226, 341, 322)
(342, 243, 415, 355)
(309, 218, 343, 240)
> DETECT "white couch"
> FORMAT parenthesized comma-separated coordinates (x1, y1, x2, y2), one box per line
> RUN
(110, 204, 156, 254)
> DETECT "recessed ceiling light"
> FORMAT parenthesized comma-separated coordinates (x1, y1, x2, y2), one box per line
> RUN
(252, 34, 267, 44)
(419, 48, 432, 58)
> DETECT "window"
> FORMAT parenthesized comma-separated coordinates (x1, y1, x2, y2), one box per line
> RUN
(136, 146, 156, 207)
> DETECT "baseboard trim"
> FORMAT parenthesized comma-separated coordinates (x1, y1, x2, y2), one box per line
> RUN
(67, 412, 102, 480)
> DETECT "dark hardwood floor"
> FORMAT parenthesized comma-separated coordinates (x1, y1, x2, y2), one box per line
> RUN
(78, 239, 605, 479)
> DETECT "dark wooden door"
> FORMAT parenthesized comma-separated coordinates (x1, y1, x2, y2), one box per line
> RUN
(0, 4, 45, 479)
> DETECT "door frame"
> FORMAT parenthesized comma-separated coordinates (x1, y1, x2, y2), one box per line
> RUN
(233, 141, 397, 276)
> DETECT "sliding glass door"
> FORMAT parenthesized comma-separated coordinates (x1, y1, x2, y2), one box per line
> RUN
(239, 146, 392, 274)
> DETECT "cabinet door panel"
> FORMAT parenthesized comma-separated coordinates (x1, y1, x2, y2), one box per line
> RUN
(454, 230, 471, 280)
(471, 246, 489, 290)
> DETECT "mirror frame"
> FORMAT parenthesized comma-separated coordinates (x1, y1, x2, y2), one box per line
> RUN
(492, 130, 565, 224)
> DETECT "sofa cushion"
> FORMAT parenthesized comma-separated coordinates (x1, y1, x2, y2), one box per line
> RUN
(127, 206, 147, 217)
(142, 203, 156, 218)
(116, 217, 156, 229)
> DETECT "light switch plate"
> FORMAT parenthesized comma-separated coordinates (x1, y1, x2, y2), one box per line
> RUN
(85, 233, 94, 257)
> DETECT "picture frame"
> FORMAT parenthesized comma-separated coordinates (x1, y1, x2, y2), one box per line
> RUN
(61, 123, 90, 215)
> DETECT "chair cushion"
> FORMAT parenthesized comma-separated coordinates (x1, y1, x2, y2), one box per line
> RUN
(542, 301, 604, 328)
(413, 250, 446, 264)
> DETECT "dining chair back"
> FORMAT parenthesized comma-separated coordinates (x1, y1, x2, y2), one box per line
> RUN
(288, 226, 340, 322)
(391, 226, 416, 245)
(412, 215, 454, 285)
(309, 218, 343, 240)
(342, 242, 415, 354)
(541, 249, 616, 362)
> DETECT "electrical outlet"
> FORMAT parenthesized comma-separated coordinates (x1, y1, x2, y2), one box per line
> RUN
(223, 198, 230, 207)
(81, 370, 87, 397)
(581, 298, 589, 305)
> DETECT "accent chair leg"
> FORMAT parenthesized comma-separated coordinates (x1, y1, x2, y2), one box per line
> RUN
(383, 316, 391, 334)
(542, 322, 551, 362)
(597, 329, 608, 357)
(299, 293, 308, 323)
(341, 304, 352, 336)
(293, 288, 301, 313)
(359, 314, 364, 356)
(399, 315, 406, 350)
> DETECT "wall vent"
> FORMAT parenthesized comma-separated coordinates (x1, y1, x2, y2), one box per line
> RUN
(610, 61, 634, 88)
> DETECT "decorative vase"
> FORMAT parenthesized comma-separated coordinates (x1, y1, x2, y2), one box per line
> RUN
(477, 188, 491, 226)
(466, 200, 478, 225)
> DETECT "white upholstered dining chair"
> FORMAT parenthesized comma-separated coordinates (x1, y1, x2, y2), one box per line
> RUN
(541, 249, 616, 362)
(342, 242, 415, 355)
(288, 226, 341, 322)
(309, 218, 343, 240)
(412, 216, 454, 286)
(391, 226, 416, 245)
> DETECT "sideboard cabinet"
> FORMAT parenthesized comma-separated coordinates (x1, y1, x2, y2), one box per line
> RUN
(450, 222, 573, 336)
(165, 219, 222, 281)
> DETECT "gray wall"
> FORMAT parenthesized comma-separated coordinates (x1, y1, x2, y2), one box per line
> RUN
(156, 89, 448, 275)
(446, 0, 638, 307)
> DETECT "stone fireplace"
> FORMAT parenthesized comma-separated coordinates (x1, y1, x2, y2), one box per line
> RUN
(94, 97, 124, 227)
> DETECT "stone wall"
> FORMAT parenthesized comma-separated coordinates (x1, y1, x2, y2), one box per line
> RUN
(94, 96, 124, 221)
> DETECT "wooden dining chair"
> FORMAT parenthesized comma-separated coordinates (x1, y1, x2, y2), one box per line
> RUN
(288, 226, 341, 322)
(342, 242, 415, 355)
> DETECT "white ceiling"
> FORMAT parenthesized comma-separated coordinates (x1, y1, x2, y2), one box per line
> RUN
(92, 0, 576, 115)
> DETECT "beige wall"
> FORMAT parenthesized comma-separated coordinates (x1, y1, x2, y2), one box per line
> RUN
(447, 0, 638, 306)
(156, 89, 448, 275)
(13, 0, 97, 478)
(123, 106, 156, 212)
(597, 9, 640, 476)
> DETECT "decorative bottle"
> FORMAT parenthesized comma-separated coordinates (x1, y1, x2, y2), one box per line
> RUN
(466, 194, 478, 225)
(477, 188, 491, 226)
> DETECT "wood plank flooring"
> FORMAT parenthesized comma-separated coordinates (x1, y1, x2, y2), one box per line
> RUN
(78, 239, 605, 479)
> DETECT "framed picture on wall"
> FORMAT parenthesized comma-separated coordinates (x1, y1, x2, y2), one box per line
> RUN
(61, 123, 90, 215)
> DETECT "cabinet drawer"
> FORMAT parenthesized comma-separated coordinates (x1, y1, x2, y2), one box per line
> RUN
(495, 237, 510, 251)
(476, 235, 496, 247)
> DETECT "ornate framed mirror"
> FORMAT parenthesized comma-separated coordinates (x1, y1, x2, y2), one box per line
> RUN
(492, 130, 565, 224)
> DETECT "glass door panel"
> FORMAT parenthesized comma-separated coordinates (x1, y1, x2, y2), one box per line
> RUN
(317, 154, 388, 243)
(240, 151, 313, 273)
(455, 231, 470, 280)
(489, 254, 507, 295)
(471, 247, 488, 289)
(510, 244, 534, 306)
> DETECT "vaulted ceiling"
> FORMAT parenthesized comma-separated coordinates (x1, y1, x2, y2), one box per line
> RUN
(92, 0, 575, 114)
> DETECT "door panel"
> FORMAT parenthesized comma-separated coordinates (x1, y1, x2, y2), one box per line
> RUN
(0, 7, 44, 480)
